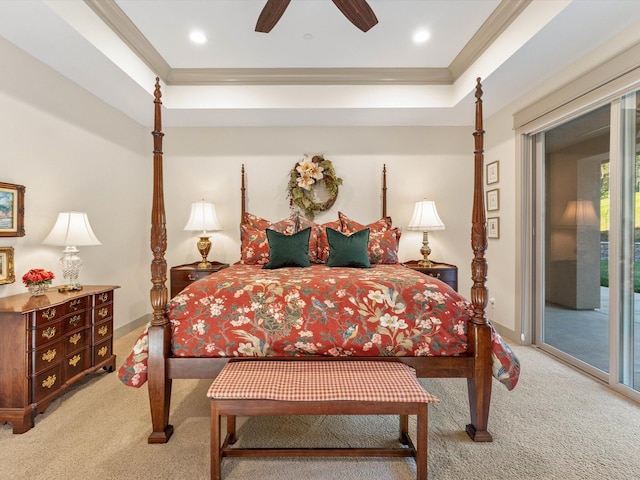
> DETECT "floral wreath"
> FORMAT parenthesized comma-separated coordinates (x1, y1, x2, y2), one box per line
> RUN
(287, 155, 342, 219)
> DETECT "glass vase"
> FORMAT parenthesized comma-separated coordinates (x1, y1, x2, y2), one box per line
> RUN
(28, 283, 49, 296)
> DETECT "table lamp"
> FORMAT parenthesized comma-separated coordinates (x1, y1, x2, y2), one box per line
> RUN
(184, 201, 221, 268)
(43, 211, 102, 291)
(407, 199, 445, 267)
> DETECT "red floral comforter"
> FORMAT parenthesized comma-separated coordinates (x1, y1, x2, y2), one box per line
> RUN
(118, 264, 519, 390)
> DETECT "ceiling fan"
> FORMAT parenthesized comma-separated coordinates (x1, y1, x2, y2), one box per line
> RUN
(256, 0, 379, 33)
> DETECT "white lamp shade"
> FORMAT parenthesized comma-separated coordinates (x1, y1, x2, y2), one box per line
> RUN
(559, 200, 599, 227)
(407, 200, 445, 231)
(43, 212, 102, 246)
(184, 202, 221, 233)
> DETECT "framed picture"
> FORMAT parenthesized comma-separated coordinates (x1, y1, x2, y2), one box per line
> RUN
(486, 160, 499, 185)
(0, 246, 15, 284)
(487, 217, 500, 239)
(486, 188, 500, 212)
(0, 182, 26, 237)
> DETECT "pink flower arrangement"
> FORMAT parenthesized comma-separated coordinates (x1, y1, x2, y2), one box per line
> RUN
(22, 268, 55, 287)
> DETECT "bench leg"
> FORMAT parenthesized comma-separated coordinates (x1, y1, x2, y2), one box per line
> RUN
(399, 414, 409, 445)
(227, 415, 237, 444)
(211, 402, 222, 480)
(416, 404, 428, 480)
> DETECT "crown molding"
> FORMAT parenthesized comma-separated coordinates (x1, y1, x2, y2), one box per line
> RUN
(84, 0, 525, 86)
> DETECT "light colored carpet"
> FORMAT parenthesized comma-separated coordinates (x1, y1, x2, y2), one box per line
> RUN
(1, 329, 639, 480)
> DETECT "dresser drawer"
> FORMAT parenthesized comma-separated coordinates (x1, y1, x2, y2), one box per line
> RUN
(33, 364, 62, 403)
(94, 303, 113, 323)
(67, 296, 89, 313)
(63, 311, 90, 333)
(96, 290, 113, 306)
(94, 318, 113, 343)
(33, 340, 63, 375)
(33, 304, 66, 326)
(64, 347, 92, 382)
(64, 327, 91, 355)
(93, 338, 113, 366)
(170, 262, 229, 298)
(33, 320, 63, 348)
(171, 269, 212, 295)
(424, 268, 456, 285)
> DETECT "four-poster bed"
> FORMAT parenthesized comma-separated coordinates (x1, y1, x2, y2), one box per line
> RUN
(119, 78, 519, 445)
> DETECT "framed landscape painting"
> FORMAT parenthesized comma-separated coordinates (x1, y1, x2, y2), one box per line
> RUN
(0, 182, 25, 237)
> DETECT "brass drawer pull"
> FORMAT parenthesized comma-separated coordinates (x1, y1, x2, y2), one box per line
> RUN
(98, 307, 109, 319)
(69, 355, 81, 367)
(98, 292, 109, 303)
(69, 314, 83, 326)
(42, 349, 57, 362)
(42, 326, 57, 340)
(98, 325, 108, 337)
(98, 346, 108, 357)
(70, 299, 82, 310)
(42, 308, 56, 320)
(429, 272, 441, 279)
(187, 274, 197, 281)
(69, 333, 82, 345)
(42, 375, 56, 389)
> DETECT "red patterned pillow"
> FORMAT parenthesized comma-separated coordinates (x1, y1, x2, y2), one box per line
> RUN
(296, 216, 321, 263)
(316, 220, 342, 263)
(336, 212, 399, 264)
(368, 228, 401, 264)
(240, 214, 299, 264)
(240, 225, 270, 265)
(242, 212, 271, 230)
(338, 211, 392, 235)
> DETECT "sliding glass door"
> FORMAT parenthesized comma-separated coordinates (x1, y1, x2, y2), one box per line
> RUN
(619, 91, 639, 392)
(533, 89, 639, 397)
(537, 105, 611, 377)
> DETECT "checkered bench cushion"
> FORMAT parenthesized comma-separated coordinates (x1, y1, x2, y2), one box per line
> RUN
(207, 361, 439, 404)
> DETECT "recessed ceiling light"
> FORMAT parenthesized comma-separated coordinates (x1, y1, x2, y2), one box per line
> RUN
(303, 33, 314, 40)
(412, 29, 430, 44)
(189, 31, 207, 45)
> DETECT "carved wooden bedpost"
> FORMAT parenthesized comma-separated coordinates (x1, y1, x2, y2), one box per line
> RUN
(382, 164, 387, 218)
(241, 164, 246, 222)
(147, 78, 174, 443)
(466, 78, 493, 442)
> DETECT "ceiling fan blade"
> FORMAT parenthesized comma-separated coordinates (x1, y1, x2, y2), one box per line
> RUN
(255, 0, 292, 33)
(331, 0, 378, 32)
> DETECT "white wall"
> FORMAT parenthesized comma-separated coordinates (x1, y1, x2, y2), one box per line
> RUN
(0, 36, 150, 331)
(483, 108, 518, 335)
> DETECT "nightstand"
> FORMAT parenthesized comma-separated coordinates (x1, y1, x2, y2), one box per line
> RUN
(403, 260, 458, 292)
(170, 261, 229, 298)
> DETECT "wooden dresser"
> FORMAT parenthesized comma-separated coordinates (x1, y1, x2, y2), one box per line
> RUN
(0, 285, 118, 434)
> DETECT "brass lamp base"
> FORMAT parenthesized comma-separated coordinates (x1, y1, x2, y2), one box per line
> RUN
(196, 236, 212, 269)
(417, 231, 433, 268)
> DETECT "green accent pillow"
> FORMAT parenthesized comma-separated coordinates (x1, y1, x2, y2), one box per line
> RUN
(263, 227, 312, 269)
(326, 228, 371, 268)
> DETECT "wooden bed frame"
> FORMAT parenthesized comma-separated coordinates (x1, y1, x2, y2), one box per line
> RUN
(146, 78, 492, 444)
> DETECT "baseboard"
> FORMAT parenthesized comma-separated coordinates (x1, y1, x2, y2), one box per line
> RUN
(489, 321, 519, 345)
(114, 313, 151, 339)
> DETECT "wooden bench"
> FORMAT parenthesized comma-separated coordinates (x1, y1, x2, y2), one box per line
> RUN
(208, 360, 440, 480)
